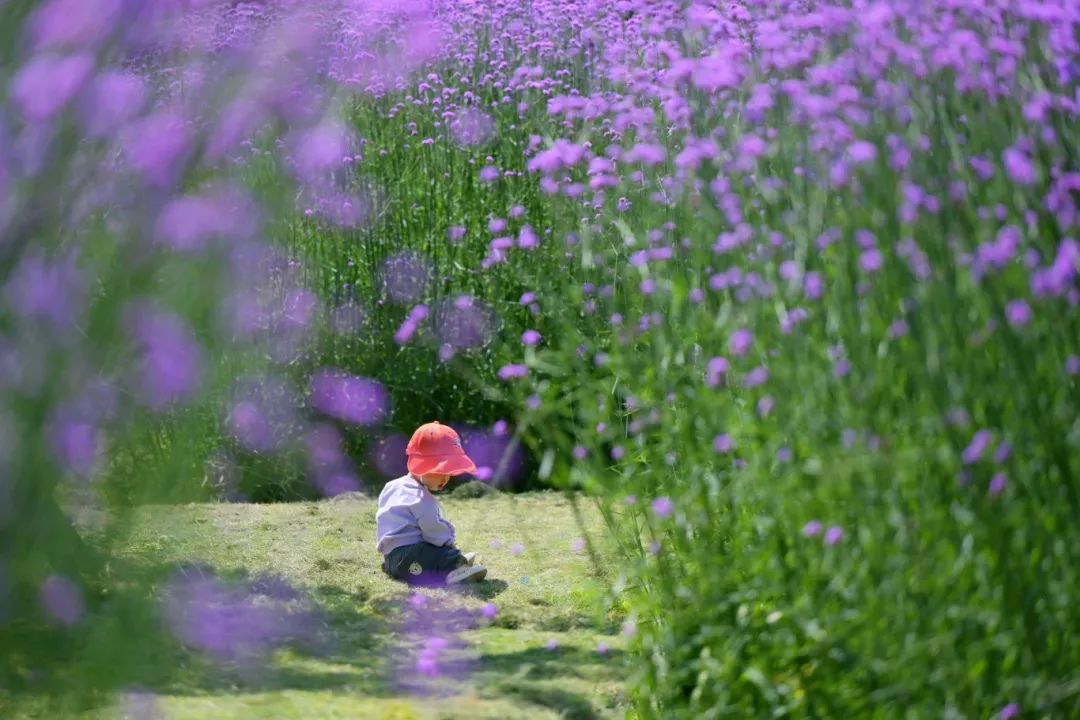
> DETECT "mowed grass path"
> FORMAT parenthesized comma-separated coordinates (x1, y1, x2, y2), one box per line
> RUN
(88, 491, 628, 719)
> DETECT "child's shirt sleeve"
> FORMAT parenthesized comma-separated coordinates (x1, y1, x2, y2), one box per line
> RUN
(411, 493, 456, 547)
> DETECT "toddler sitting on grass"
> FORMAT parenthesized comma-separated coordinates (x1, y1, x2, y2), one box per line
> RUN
(375, 421, 488, 585)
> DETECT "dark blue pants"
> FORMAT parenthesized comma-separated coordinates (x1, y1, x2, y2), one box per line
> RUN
(382, 542, 465, 586)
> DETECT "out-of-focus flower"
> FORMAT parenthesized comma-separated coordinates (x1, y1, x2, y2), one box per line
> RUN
(651, 496, 674, 519)
(39, 574, 85, 626)
(309, 369, 388, 425)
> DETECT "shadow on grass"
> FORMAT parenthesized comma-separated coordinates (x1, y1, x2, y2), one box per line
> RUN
(475, 644, 628, 719)
(495, 684, 605, 720)
(458, 578, 509, 600)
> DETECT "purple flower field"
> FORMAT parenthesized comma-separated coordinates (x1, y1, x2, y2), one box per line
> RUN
(1, 0, 1079, 716)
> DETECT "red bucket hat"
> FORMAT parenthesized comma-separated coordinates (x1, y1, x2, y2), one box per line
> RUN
(406, 421, 478, 477)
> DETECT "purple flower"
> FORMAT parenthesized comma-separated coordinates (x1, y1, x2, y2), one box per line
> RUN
(848, 140, 878, 165)
(962, 430, 992, 464)
(735, 134, 767, 162)
(706, 357, 729, 387)
(163, 570, 310, 661)
(824, 526, 844, 545)
(4, 252, 85, 330)
(1067, 355, 1080, 376)
(416, 637, 446, 677)
(329, 302, 367, 336)
(155, 188, 257, 253)
(381, 252, 432, 304)
(30, 0, 121, 50)
(314, 472, 361, 498)
(289, 121, 352, 184)
(757, 396, 775, 417)
(497, 364, 528, 381)
(976, 226, 1022, 275)
(802, 520, 823, 538)
(970, 156, 996, 181)
(1005, 300, 1031, 327)
(993, 441, 1012, 464)
(596, 642, 610, 655)
(465, 427, 528, 489)
(11, 52, 95, 122)
(804, 272, 824, 300)
(743, 367, 769, 388)
(713, 434, 733, 453)
(305, 424, 347, 473)
(394, 304, 430, 345)
(39, 575, 84, 626)
(121, 109, 191, 187)
(517, 226, 539, 249)
(509, 543, 525, 556)
(999, 703, 1020, 719)
(859, 249, 883, 273)
(545, 638, 559, 651)
(129, 304, 202, 410)
(479, 165, 499, 182)
(480, 603, 498, 620)
(989, 472, 1007, 497)
(776, 447, 792, 463)
(434, 296, 494, 350)
(522, 330, 541, 346)
(368, 433, 409, 478)
(1032, 239, 1079, 297)
(571, 538, 586, 553)
(651, 496, 674, 519)
(729, 328, 753, 356)
(448, 225, 466, 243)
(81, 70, 146, 137)
(309, 370, 389, 425)
(572, 445, 587, 460)
(625, 142, 666, 166)
(50, 418, 99, 477)
(1003, 146, 1036, 185)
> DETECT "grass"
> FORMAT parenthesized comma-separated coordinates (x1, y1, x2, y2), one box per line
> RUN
(2, 491, 629, 720)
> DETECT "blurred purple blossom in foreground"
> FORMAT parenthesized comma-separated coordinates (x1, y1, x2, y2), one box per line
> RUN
(309, 370, 389, 425)
(39, 574, 85, 626)
(163, 568, 317, 662)
(128, 303, 204, 411)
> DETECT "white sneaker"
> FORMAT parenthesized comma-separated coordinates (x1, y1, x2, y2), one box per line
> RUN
(463, 552, 480, 566)
(447, 564, 488, 584)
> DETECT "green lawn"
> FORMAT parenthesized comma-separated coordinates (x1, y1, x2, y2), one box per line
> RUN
(7, 491, 630, 719)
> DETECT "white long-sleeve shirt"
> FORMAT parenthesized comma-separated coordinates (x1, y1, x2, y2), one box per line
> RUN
(375, 474, 456, 554)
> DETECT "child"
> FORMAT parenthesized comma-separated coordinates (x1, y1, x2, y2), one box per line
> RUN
(376, 421, 488, 585)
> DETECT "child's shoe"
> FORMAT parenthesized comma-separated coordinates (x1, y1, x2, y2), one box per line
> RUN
(463, 552, 480, 566)
(447, 563, 488, 584)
